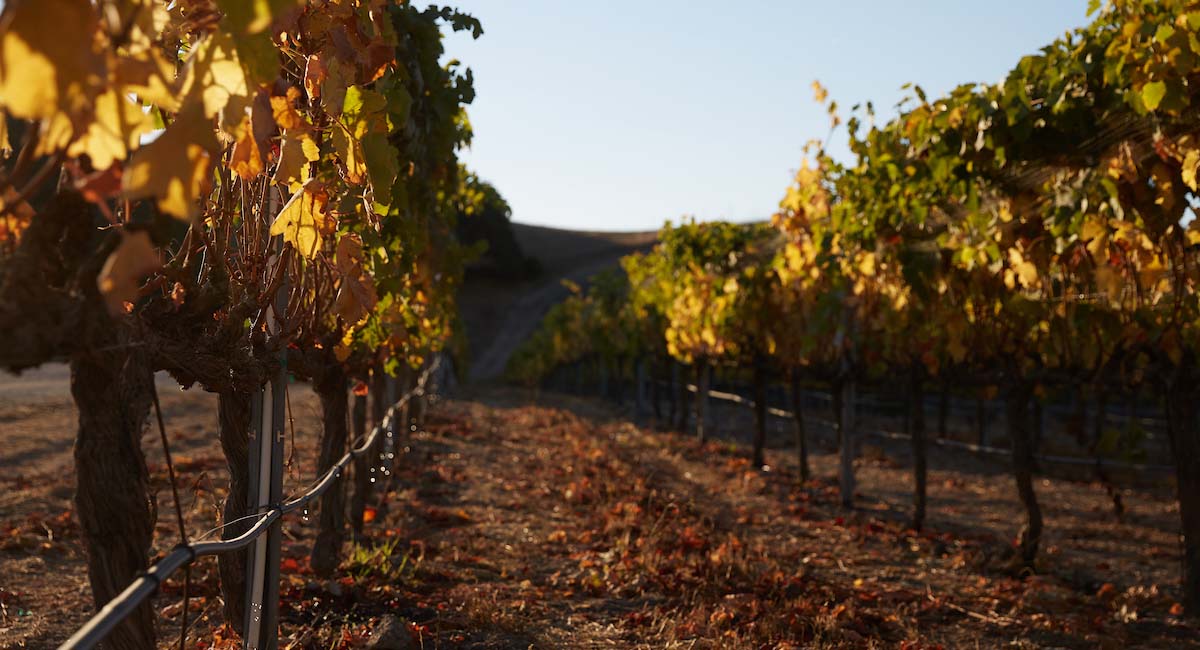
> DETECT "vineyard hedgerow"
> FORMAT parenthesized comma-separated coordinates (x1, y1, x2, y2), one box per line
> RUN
(0, 0, 489, 647)
(507, 0, 1200, 616)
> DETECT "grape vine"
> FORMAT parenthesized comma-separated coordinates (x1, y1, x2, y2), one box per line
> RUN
(509, 0, 1200, 614)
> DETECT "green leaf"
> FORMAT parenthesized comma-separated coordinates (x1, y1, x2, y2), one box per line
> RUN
(341, 86, 387, 137)
(362, 132, 399, 213)
(333, 86, 389, 185)
(381, 80, 413, 131)
(1142, 81, 1167, 111)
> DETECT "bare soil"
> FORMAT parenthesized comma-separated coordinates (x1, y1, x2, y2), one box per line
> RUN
(1, 368, 1196, 649)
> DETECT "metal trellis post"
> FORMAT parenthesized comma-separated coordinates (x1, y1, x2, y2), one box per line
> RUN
(244, 221, 288, 650)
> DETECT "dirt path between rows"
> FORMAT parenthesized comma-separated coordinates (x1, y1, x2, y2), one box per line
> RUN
(2, 374, 1198, 649)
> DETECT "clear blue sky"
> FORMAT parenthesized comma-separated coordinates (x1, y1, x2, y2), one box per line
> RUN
(443, 1, 1091, 232)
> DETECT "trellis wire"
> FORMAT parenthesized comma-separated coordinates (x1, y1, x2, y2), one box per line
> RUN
(641, 377, 1175, 474)
(58, 357, 440, 650)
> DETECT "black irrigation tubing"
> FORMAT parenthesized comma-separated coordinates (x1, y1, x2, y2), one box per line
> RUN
(671, 382, 1177, 474)
(59, 359, 440, 650)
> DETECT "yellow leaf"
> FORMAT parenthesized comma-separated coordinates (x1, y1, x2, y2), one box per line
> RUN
(97, 230, 162, 316)
(997, 200, 1014, 223)
(116, 0, 174, 57)
(858, 252, 877, 277)
(229, 126, 264, 181)
(0, 0, 104, 122)
(270, 87, 306, 130)
(122, 103, 219, 220)
(67, 89, 155, 169)
(811, 80, 828, 104)
(1008, 248, 1038, 288)
(35, 112, 76, 157)
(1081, 219, 1110, 260)
(274, 130, 320, 190)
(114, 48, 180, 111)
(1081, 219, 1107, 243)
(1182, 147, 1200, 191)
(229, 93, 275, 181)
(1003, 268, 1017, 290)
(179, 31, 251, 123)
(333, 234, 378, 324)
(332, 124, 365, 184)
(270, 180, 332, 258)
(1107, 142, 1138, 182)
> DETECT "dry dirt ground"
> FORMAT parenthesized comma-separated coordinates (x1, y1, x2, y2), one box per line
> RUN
(1, 367, 1198, 649)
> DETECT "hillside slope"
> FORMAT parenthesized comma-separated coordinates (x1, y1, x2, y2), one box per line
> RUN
(458, 223, 657, 381)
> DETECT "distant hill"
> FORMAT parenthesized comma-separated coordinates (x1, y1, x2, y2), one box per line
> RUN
(509, 223, 658, 276)
(458, 223, 658, 381)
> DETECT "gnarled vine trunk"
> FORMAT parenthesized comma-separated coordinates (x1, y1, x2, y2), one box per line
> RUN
(909, 366, 927, 531)
(311, 362, 348, 577)
(975, 393, 988, 447)
(695, 359, 710, 442)
(675, 363, 691, 432)
(1091, 386, 1124, 521)
(650, 357, 663, 424)
(349, 391, 369, 542)
(1005, 379, 1041, 567)
(39, 191, 159, 650)
(217, 390, 252, 634)
(790, 368, 810, 482)
(751, 359, 767, 468)
(833, 378, 855, 509)
(1164, 376, 1200, 615)
(937, 381, 949, 440)
(666, 359, 678, 426)
(71, 332, 156, 650)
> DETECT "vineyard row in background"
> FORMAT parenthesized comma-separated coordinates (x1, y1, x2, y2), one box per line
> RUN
(541, 355, 1175, 472)
(506, 0, 1200, 617)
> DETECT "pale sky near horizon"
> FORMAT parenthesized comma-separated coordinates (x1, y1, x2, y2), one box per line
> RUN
(442, 1, 1091, 232)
